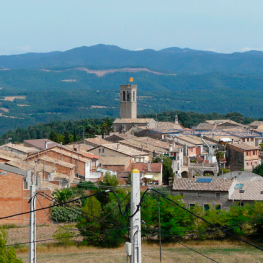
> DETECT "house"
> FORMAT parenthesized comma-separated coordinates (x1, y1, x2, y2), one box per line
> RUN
(0, 164, 51, 225)
(227, 143, 261, 171)
(88, 143, 151, 163)
(0, 143, 39, 157)
(172, 177, 236, 210)
(99, 157, 133, 175)
(24, 139, 59, 150)
(125, 162, 163, 185)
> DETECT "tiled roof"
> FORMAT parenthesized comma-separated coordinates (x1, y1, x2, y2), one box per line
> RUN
(100, 143, 149, 157)
(100, 157, 131, 166)
(84, 137, 111, 147)
(0, 143, 39, 154)
(50, 148, 91, 162)
(113, 118, 155, 124)
(229, 143, 260, 151)
(66, 144, 94, 152)
(125, 163, 162, 173)
(174, 135, 216, 146)
(38, 156, 76, 169)
(173, 178, 234, 191)
(157, 122, 184, 129)
(249, 121, 263, 127)
(23, 139, 59, 150)
(230, 181, 263, 201)
(8, 160, 56, 173)
(0, 164, 27, 176)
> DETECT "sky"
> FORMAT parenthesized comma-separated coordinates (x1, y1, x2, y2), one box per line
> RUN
(1, 0, 263, 55)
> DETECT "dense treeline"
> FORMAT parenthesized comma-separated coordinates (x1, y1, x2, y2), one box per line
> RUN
(51, 178, 263, 248)
(1, 69, 263, 135)
(0, 110, 257, 144)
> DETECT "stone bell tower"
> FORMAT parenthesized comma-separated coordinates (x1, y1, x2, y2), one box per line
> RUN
(120, 85, 137, 119)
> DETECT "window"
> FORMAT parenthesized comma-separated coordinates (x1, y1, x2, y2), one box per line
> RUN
(23, 179, 28, 190)
(191, 148, 193, 152)
(253, 151, 255, 155)
(247, 138, 249, 142)
(251, 162, 252, 166)
(98, 148, 101, 153)
(215, 193, 221, 198)
(251, 138, 254, 141)
(242, 138, 245, 142)
(215, 204, 221, 210)
(189, 204, 195, 209)
(198, 192, 202, 197)
(133, 91, 135, 101)
(246, 162, 249, 166)
(123, 91, 126, 101)
(204, 204, 210, 211)
(127, 91, 130, 101)
(255, 162, 257, 166)
(102, 148, 104, 153)
(246, 152, 249, 156)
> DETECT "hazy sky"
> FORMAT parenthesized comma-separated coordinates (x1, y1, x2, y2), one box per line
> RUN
(1, 0, 263, 55)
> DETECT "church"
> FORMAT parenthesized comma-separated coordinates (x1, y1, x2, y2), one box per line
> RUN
(112, 84, 183, 133)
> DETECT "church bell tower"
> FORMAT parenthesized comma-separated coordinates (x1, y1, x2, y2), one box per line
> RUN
(120, 85, 137, 119)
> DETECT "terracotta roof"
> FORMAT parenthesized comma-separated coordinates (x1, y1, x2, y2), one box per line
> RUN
(8, 159, 56, 173)
(113, 118, 155, 124)
(157, 122, 184, 129)
(230, 181, 263, 201)
(100, 157, 131, 166)
(50, 147, 91, 162)
(0, 143, 39, 154)
(125, 163, 162, 173)
(99, 143, 149, 157)
(66, 144, 94, 152)
(174, 135, 216, 146)
(84, 137, 110, 147)
(229, 143, 260, 151)
(173, 178, 234, 191)
(23, 139, 59, 150)
(38, 156, 76, 169)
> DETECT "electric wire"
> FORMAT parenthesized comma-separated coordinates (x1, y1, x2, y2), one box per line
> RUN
(148, 188, 263, 252)
(177, 240, 219, 263)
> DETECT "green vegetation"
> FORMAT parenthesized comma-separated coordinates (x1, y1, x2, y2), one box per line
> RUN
(153, 155, 174, 184)
(0, 227, 23, 263)
(0, 110, 256, 144)
(253, 164, 263, 177)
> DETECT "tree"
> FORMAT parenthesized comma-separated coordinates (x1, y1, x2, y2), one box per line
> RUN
(49, 130, 57, 142)
(153, 155, 174, 185)
(99, 172, 119, 187)
(64, 131, 70, 144)
(253, 164, 263, 177)
(0, 227, 23, 263)
(73, 127, 77, 142)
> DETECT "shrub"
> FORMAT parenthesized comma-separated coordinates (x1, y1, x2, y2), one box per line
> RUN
(51, 206, 81, 223)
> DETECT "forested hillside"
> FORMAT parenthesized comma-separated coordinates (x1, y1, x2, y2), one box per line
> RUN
(0, 111, 256, 144)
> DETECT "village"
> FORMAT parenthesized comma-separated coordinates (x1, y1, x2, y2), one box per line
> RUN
(1, 84, 263, 226)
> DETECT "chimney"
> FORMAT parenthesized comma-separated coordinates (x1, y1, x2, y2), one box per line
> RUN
(45, 141, 47, 149)
(232, 139, 234, 144)
(148, 161, 151, 171)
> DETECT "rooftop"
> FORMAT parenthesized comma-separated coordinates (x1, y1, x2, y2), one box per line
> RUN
(173, 178, 234, 191)
(99, 143, 149, 157)
(174, 134, 216, 146)
(230, 181, 263, 201)
(229, 143, 260, 151)
(24, 139, 59, 150)
(100, 157, 131, 166)
(1, 143, 39, 154)
(84, 137, 111, 147)
(125, 163, 162, 173)
(38, 156, 76, 169)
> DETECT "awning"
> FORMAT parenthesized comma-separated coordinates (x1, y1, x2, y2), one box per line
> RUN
(142, 175, 153, 179)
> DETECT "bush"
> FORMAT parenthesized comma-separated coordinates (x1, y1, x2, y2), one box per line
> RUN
(52, 225, 75, 245)
(51, 206, 81, 222)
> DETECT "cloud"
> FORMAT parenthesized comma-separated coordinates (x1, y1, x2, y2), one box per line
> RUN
(135, 48, 145, 51)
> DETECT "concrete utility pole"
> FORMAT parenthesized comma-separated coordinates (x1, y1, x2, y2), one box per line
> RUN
(130, 169, 142, 263)
(29, 166, 37, 263)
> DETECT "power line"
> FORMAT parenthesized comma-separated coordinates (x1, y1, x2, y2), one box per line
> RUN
(0, 190, 110, 220)
(177, 240, 219, 263)
(148, 188, 263, 252)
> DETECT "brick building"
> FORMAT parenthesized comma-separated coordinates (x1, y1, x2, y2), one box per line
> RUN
(0, 165, 51, 225)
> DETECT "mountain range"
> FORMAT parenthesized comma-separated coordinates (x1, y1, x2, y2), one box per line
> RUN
(2, 44, 263, 74)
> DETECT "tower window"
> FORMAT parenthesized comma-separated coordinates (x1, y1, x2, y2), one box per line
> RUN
(133, 91, 135, 101)
(123, 91, 126, 101)
(127, 91, 130, 101)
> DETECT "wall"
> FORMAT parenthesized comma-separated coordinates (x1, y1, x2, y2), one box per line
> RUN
(0, 171, 51, 225)
(172, 190, 233, 210)
(227, 147, 244, 171)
